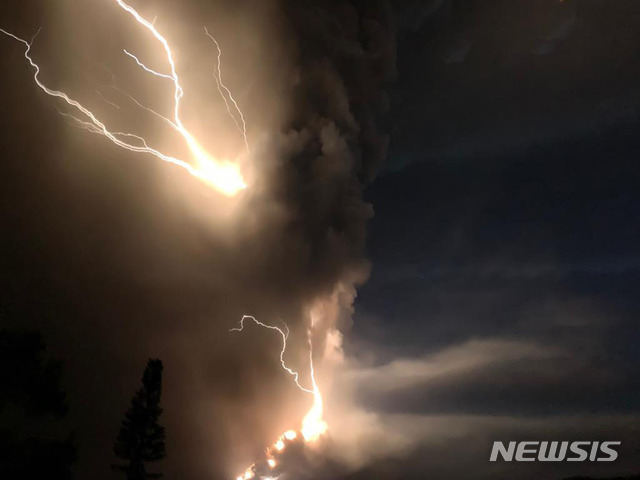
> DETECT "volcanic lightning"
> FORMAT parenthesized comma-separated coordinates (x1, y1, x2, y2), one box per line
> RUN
(231, 314, 329, 479)
(0, 0, 248, 196)
(3, 3, 340, 479)
(205, 26, 250, 155)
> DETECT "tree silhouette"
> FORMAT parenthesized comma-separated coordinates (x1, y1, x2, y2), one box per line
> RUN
(113, 359, 166, 480)
(0, 329, 76, 480)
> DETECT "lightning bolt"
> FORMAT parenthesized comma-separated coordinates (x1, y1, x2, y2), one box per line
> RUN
(95, 89, 121, 110)
(122, 48, 175, 81)
(230, 315, 314, 395)
(301, 312, 328, 443)
(204, 27, 250, 155)
(0, 0, 248, 196)
(231, 313, 328, 480)
(2, 5, 325, 479)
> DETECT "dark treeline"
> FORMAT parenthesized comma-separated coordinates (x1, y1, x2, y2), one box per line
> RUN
(0, 328, 76, 480)
(0, 328, 165, 480)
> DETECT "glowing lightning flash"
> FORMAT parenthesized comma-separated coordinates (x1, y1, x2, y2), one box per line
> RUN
(204, 27, 250, 155)
(301, 313, 328, 442)
(0, 0, 248, 196)
(231, 314, 328, 479)
(231, 315, 315, 395)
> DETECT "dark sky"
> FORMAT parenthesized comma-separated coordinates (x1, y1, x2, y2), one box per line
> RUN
(1, 1, 639, 480)
(347, 1, 640, 477)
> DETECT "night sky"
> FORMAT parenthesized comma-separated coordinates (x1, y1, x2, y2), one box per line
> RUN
(1, 1, 639, 480)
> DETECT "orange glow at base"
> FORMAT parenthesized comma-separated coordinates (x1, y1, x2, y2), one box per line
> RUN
(231, 312, 330, 479)
(301, 391, 328, 442)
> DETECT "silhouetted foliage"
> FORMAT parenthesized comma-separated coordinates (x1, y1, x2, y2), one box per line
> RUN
(0, 433, 77, 480)
(113, 358, 166, 480)
(0, 329, 76, 480)
(0, 329, 68, 417)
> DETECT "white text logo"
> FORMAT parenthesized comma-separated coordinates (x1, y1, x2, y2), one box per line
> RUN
(490, 441, 621, 462)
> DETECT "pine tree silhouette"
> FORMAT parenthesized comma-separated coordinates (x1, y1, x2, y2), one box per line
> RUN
(113, 359, 166, 480)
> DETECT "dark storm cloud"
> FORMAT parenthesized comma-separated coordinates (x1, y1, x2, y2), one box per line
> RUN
(280, 0, 396, 178)
(394, 0, 451, 32)
(387, 0, 640, 171)
(531, 10, 577, 56)
(237, 0, 398, 304)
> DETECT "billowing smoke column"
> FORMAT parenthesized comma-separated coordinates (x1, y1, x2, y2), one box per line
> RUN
(232, 1, 397, 478)
(0, 0, 396, 478)
(251, 0, 397, 348)
(274, 0, 397, 366)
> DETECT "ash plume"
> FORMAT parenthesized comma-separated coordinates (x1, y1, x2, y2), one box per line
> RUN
(0, 0, 398, 478)
(227, 0, 398, 476)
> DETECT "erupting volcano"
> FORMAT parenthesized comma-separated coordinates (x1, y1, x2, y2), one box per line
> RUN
(231, 311, 329, 480)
